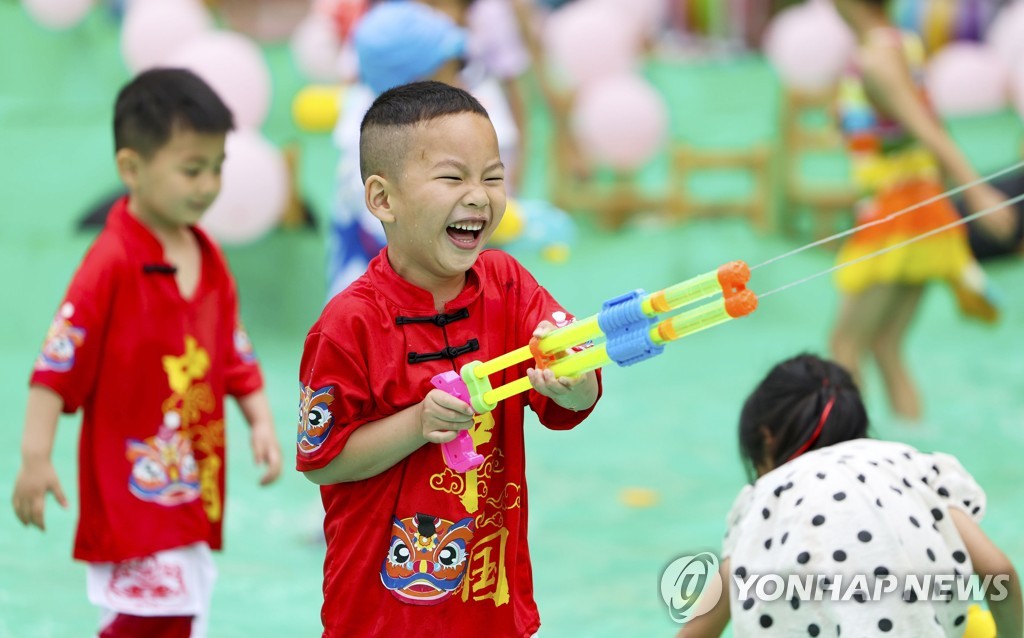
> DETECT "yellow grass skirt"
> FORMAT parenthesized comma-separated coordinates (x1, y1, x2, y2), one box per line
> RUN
(836, 179, 998, 322)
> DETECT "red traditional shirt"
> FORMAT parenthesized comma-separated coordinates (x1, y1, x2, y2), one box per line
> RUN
(298, 248, 602, 638)
(30, 198, 263, 563)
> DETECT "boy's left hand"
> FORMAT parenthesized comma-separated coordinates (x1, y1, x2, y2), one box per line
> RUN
(526, 320, 598, 411)
(250, 421, 282, 486)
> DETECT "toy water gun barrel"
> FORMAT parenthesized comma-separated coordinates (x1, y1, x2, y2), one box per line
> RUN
(471, 264, 748, 378)
(653, 291, 757, 343)
(642, 269, 728, 314)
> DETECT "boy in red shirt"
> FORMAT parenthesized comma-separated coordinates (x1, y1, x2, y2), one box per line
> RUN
(298, 80, 601, 637)
(11, 68, 282, 638)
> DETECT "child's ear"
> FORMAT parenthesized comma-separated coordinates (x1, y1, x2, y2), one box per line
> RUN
(365, 175, 396, 224)
(115, 148, 141, 190)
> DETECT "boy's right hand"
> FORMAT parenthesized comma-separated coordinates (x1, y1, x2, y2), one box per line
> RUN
(419, 389, 475, 444)
(12, 459, 67, 531)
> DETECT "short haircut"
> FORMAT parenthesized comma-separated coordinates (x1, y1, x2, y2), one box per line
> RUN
(114, 68, 234, 158)
(359, 80, 489, 183)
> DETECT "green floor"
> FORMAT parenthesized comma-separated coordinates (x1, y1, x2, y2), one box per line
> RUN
(1, 5, 1022, 637)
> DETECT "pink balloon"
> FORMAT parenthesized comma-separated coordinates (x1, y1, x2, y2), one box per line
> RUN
(763, 2, 855, 93)
(544, 1, 638, 90)
(22, 0, 93, 30)
(290, 13, 343, 83)
(572, 75, 668, 171)
(166, 31, 273, 129)
(925, 43, 1009, 117)
(986, 0, 1024, 69)
(200, 130, 288, 246)
(120, 0, 212, 72)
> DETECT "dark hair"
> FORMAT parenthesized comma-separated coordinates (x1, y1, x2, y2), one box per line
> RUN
(359, 80, 489, 182)
(114, 68, 234, 157)
(738, 354, 868, 481)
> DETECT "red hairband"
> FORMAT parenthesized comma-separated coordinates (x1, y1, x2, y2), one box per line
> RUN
(786, 382, 835, 462)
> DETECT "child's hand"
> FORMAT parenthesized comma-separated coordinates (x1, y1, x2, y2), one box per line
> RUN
(11, 459, 67, 531)
(527, 320, 598, 411)
(965, 184, 1018, 243)
(419, 389, 475, 444)
(250, 421, 282, 486)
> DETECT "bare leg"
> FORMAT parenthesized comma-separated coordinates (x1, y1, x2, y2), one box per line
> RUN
(830, 285, 896, 392)
(870, 284, 925, 421)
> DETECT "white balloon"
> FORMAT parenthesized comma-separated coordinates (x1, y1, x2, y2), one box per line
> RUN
(167, 31, 273, 129)
(925, 43, 1009, 117)
(200, 130, 288, 246)
(23, 0, 94, 30)
(763, 1, 856, 93)
(290, 13, 343, 83)
(544, 1, 639, 90)
(120, 0, 212, 72)
(572, 74, 669, 171)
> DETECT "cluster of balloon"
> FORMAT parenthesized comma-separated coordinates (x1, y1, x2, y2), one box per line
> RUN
(764, 0, 1023, 119)
(543, 0, 670, 173)
(119, 0, 287, 245)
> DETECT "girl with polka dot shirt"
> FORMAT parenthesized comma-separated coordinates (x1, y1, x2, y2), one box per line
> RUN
(677, 355, 1022, 638)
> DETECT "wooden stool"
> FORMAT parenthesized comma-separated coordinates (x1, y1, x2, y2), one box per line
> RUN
(667, 143, 773, 231)
(780, 88, 858, 242)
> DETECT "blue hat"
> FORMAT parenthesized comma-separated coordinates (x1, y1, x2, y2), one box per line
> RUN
(353, 1, 468, 96)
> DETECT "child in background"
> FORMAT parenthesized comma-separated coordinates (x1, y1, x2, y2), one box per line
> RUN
(298, 81, 600, 637)
(11, 68, 282, 638)
(829, 0, 1016, 421)
(676, 354, 1022, 638)
(327, 0, 520, 298)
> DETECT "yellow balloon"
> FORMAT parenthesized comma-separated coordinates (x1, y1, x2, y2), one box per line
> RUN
(490, 198, 525, 245)
(292, 85, 342, 133)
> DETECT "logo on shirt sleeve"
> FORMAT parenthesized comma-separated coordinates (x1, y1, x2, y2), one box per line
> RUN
(550, 310, 592, 352)
(35, 302, 86, 372)
(233, 325, 257, 364)
(297, 384, 336, 455)
(380, 513, 474, 605)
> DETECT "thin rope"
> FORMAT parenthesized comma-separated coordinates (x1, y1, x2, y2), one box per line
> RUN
(751, 160, 1024, 271)
(758, 190, 1024, 300)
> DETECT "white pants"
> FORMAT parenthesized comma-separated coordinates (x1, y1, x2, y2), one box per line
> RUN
(88, 542, 217, 638)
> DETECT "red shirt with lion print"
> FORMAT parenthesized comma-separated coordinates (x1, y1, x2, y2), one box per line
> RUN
(30, 198, 263, 563)
(297, 248, 601, 638)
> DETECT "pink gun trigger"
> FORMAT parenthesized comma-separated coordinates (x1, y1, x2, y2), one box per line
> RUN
(431, 371, 485, 472)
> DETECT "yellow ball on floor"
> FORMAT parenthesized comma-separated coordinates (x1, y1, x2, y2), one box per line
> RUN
(619, 487, 659, 508)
